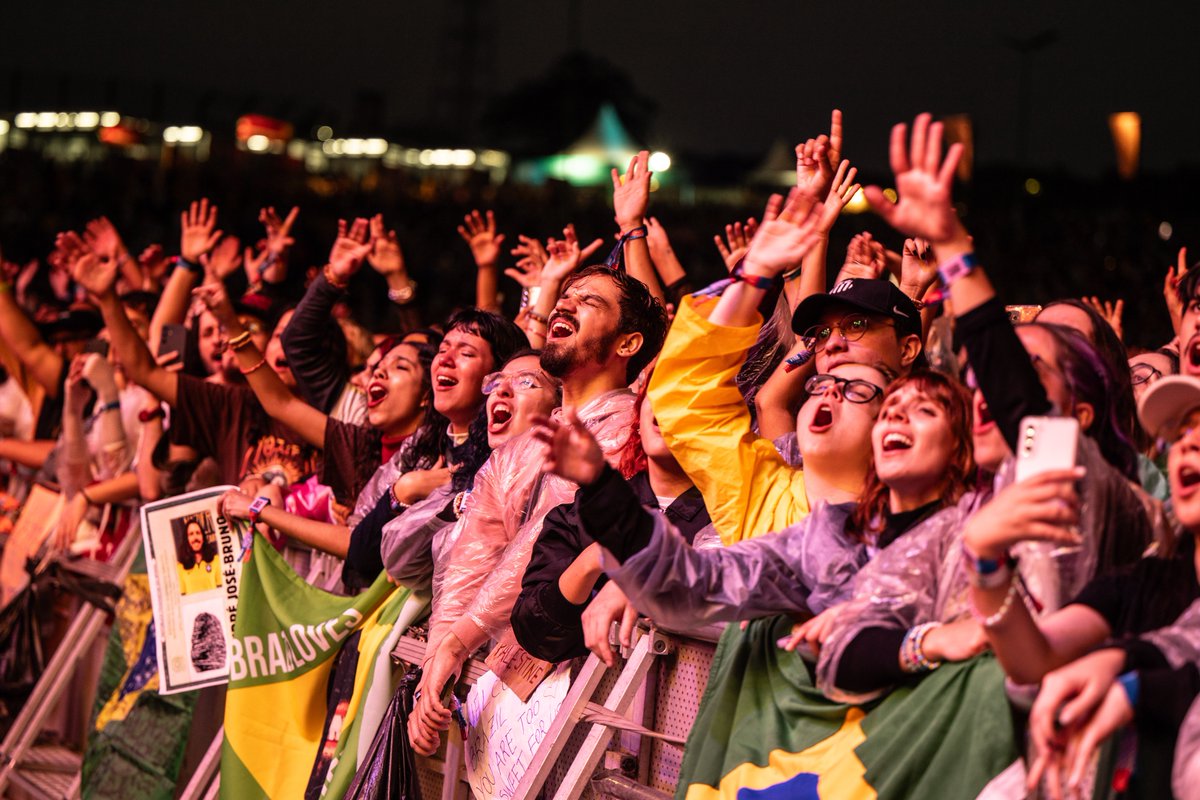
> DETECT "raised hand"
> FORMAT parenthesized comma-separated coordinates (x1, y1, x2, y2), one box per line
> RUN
(530, 409, 605, 486)
(865, 113, 965, 244)
(61, 232, 118, 300)
(257, 205, 298, 283)
(541, 231, 584, 286)
(612, 151, 652, 231)
(795, 136, 834, 206)
(713, 218, 759, 272)
(962, 467, 1085, 560)
(328, 217, 372, 283)
(815, 160, 861, 236)
(506, 235, 548, 288)
(1081, 296, 1124, 341)
(742, 189, 824, 278)
(1166, 247, 1188, 335)
(83, 217, 128, 264)
(456, 209, 505, 267)
(192, 281, 238, 328)
(839, 233, 887, 282)
(564, 223, 605, 263)
(365, 214, 406, 277)
(898, 237, 937, 299)
(202, 235, 243, 281)
(180, 198, 222, 263)
(138, 244, 169, 288)
(64, 355, 94, 417)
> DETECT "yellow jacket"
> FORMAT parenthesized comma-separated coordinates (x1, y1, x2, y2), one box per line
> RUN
(648, 295, 809, 545)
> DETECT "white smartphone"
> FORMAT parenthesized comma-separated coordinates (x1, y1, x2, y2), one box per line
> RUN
(1014, 416, 1080, 483)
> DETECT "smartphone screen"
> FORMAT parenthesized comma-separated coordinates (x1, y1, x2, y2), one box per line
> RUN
(158, 324, 188, 366)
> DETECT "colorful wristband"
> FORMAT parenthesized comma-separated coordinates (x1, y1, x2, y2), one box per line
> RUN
(936, 252, 978, 287)
(732, 260, 779, 291)
(247, 495, 271, 526)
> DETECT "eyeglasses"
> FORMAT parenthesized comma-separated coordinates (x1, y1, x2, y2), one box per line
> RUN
(800, 314, 893, 353)
(804, 373, 885, 404)
(482, 370, 558, 395)
(1130, 362, 1164, 386)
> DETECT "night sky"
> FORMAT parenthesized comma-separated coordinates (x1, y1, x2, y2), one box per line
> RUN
(5, 0, 1200, 175)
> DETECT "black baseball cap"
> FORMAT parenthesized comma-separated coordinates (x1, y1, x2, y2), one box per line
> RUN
(791, 278, 922, 339)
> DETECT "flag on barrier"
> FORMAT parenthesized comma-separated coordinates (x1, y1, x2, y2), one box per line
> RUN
(677, 616, 1019, 800)
(220, 532, 428, 800)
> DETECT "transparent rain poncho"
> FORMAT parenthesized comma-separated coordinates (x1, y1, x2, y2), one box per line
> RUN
(426, 388, 636, 651)
(817, 436, 1156, 704)
(379, 483, 457, 590)
(601, 500, 865, 630)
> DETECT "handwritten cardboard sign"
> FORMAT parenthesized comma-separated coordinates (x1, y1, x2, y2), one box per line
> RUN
(464, 663, 571, 800)
(484, 628, 554, 702)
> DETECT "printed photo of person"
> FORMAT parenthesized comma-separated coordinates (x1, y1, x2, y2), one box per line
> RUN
(173, 512, 221, 595)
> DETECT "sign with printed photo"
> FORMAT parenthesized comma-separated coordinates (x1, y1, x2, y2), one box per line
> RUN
(140, 485, 242, 694)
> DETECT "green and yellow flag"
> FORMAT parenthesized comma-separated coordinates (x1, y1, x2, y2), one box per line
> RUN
(221, 534, 428, 800)
(678, 616, 1019, 800)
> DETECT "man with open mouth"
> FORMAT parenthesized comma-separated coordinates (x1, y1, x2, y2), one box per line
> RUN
(409, 263, 669, 758)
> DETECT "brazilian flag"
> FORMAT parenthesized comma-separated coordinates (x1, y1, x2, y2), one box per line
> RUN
(678, 617, 1019, 800)
(220, 533, 428, 799)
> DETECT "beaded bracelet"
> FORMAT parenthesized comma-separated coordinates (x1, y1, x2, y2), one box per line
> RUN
(969, 575, 1020, 629)
(526, 309, 549, 325)
(899, 621, 943, 673)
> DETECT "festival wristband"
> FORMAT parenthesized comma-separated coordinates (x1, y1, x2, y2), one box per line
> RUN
(94, 400, 121, 418)
(247, 495, 271, 526)
(1117, 671, 1140, 710)
(731, 259, 779, 291)
(173, 256, 202, 274)
(936, 252, 978, 287)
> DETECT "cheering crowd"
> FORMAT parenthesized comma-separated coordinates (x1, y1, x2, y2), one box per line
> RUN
(5, 110, 1200, 799)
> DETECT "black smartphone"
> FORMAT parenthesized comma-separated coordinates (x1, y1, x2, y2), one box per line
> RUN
(83, 337, 110, 358)
(158, 324, 188, 366)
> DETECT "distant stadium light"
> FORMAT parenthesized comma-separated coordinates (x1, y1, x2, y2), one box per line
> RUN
(648, 151, 671, 172)
(1108, 112, 1140, 180)
(246, 134, 271, 152)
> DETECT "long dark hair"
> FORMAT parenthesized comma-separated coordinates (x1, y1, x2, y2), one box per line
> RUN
(1031, 321, 1140, 481)
(1040, 299, 1138, 458)
(174, 513, 218, 569)
(847, 370, 975, 543)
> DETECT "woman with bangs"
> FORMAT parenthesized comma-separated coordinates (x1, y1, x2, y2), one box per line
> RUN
(535, 369, 975, 798)
(801, 113, 1156, 799)
(198, 269, 526, 578)
(539, 368, 974, 639)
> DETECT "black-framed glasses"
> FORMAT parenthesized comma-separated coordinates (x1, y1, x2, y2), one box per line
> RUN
(482, 370, 558, 395)
(800, 313, 894, 353)
(804, 373, 885, 404)
(1130, 362, 1164, 386)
